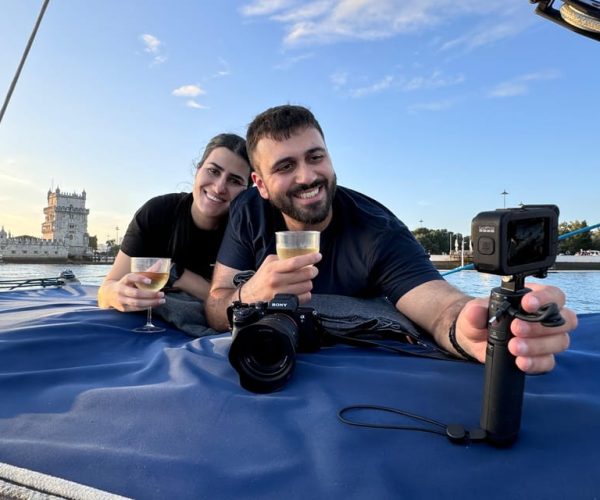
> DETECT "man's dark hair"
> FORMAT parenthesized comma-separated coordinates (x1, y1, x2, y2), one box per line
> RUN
(246, 105, 325, 168)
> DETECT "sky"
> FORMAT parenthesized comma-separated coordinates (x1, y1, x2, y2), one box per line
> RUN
(1, 0, 598, 245)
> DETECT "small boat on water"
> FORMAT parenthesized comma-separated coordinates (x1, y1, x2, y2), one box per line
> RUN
(0, 276, 599, 499)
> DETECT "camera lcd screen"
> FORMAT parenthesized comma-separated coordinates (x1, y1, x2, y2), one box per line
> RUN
(507, 217, 548, 267)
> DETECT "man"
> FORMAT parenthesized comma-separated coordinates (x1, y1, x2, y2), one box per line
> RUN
(206, 105, 576, 373)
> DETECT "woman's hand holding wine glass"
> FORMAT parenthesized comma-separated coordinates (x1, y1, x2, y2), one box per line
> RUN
(130, 257, 171, 332)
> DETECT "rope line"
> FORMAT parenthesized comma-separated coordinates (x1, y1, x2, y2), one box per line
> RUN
(0, 276, 65, 290)
(0, 0, 50, 127)
(558, 222, 600, 240)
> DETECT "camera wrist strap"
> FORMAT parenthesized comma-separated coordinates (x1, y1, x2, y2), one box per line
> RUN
(489, 301, 565, 327)
(337, 301, 564, 445)
(337, 405, 487, 444)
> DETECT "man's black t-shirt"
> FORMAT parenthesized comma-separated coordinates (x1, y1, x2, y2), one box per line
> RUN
(120, 193, 225, 280)
(217, 186, 442, 304)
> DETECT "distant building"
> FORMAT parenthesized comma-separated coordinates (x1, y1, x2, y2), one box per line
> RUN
(0, 187, 91, 262)
(0, 231, 68, 262)
(41, 187, 90, 258)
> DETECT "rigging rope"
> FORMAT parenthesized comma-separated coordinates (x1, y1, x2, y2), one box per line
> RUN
(0, 0, 50, 127)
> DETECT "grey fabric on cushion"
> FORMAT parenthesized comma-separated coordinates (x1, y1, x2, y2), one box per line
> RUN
(153, 291, 217, 337)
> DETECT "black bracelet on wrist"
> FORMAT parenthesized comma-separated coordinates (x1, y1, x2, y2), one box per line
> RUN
(233, 271, 254, 304)
(448, 318, 477, 362)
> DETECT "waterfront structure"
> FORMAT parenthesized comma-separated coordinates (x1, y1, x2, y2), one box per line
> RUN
(0, 232, 68, 263)
(41, 188, 90, 258)
(428, 253, 600, 271)
(0, 188, 91, 263)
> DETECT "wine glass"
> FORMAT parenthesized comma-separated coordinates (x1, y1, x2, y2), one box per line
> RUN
(275, 231, 320, 259)
(130, 257, 171, 332)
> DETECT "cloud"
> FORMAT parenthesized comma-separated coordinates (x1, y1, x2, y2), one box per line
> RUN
(488, 82, 527, 98)
(488, 70, 560, 98)
(196, 58, 233, 81)
(330, 71, 348, 89)
(211, 58, 232, 78)
(239, 0, 525, 47)
(172, 85, 207, 109)
(0, 161, 46, 233)
(0, 163, 35, 187)
(408, 98, 457, 113)
(274, 52, 315, 70)
(240, 0, 297, 16)
(186, 100, 209, 109)
(342, 70, 464, 98)
(151, 55, 167, 66)
(172, 85, 206, 97)
(139, 33, 167, 65)
(272, 1, 332, 23)
(349, 75, 394, 97)
(140, 34, 161, 53)
(171, 59, 231, 110)
(398, 71, 464, 92)
(440, 17, 534, 53)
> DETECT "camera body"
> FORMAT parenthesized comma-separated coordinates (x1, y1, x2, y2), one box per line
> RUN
(471, 204, 560, 446)
(471, 204, 559, 278)
(228, 293, 322, 393)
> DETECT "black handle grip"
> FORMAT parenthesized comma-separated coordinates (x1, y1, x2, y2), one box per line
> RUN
(480, 287, 529, 446)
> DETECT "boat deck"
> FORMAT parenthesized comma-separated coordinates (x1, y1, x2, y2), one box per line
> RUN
(0, 285, 599, 499)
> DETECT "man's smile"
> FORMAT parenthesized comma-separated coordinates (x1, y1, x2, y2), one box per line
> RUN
(295, 186, 321, 200)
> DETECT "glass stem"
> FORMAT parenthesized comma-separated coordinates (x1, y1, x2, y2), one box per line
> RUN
(145, 307, 154, 327)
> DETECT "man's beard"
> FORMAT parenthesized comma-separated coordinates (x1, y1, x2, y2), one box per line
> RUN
(269, 174, 337, 225)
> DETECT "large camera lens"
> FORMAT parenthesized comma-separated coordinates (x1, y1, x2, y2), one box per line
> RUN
(229, 313, 300, 393)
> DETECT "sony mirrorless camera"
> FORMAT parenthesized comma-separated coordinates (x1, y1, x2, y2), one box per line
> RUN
(471, 204, 562, 446)
(227, 294, 323, 394)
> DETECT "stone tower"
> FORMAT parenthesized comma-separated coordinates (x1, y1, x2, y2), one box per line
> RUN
(41, 187, 90, 258)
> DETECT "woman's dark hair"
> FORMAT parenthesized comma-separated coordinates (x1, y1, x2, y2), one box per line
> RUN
(197, 133, 251, 185)
(168, 133, 251, 259)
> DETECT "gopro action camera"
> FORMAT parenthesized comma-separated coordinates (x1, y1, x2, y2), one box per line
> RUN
(471, 204, 562, 446)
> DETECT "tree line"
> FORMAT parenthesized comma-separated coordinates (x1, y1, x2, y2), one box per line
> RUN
(412, 220, 600, 255)
(89, 220, 598, 257)
(87, 236, 121, 258)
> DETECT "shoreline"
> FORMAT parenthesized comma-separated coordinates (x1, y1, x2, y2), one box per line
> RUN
(430, 255, 600, 271)
(3, 258, 599, 271)
(432, 262, 600, 271)
(0, 259, 114, 265)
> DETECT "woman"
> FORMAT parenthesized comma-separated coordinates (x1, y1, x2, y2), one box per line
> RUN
(98, 133, 251, 318)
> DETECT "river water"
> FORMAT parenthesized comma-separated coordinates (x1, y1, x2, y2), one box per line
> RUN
(0, 263, 598, 314)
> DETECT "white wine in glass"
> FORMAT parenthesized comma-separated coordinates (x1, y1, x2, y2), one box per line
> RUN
(275, 231, 320, 259)
(131, 257, 171, 332)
